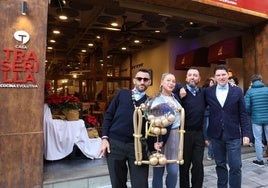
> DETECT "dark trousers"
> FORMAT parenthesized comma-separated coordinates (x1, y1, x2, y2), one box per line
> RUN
(212, 136, 242, 188)
(179, 130, 205, 188)
(106, 139, 149, 188)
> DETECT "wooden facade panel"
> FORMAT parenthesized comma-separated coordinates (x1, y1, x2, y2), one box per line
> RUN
(0, 0, 48, 187)
(0, 133, 43, 188)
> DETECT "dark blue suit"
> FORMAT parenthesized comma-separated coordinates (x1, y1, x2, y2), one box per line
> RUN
(205, 83, 251, 188)
(206, 84, 250, 140)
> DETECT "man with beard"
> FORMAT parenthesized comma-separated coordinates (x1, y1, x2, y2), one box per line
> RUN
(173, 67, 206, 188)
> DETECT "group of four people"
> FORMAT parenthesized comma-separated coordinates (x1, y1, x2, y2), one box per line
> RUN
(99, 64, 251, 188)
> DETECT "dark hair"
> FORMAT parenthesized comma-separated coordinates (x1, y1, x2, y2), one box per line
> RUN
(251, 74, 262, 83)
(203, 79, 211, 88)
(229, 76, 239, 85)
(187, 66, 199, 72)
(214, 64, 228, 74)
(203, 78, 214, 88)
(138, 68, 151, 78)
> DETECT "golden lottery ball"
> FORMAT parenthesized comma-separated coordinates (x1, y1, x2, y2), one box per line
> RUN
(153, 127, 161, 135)
(167, 114, 175, 122)
(161, 118, 170, 127)
(158, 156, 167, 165)
(149, 156, 158, 166)
(160, 128, 167, 135)
(154, 118, 161, 126)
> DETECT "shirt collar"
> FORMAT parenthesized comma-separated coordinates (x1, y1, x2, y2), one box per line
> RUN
(186, 85, 199, 96)
(186, 85, 199, 92)
(132, 89, 145, 100)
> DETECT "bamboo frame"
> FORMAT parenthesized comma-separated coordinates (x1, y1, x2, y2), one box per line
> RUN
(133, 105, 185, 166)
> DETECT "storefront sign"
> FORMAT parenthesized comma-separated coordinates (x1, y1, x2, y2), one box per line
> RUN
(0, 30, 39, 88)
(193, 0, 268, 18)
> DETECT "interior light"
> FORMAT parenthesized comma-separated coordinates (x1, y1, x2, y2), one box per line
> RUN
(121, 47, 127, 50)
(88, 43, 94, 47)
(134, 40, 140, 43)
(59, 15, 68, 20)
(50, 39, 56, 43)
(53, 30, 60, 34)
(111, 22, 118, 27)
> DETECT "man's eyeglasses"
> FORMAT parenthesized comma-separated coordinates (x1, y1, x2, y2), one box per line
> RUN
(135, 77, 150, 82)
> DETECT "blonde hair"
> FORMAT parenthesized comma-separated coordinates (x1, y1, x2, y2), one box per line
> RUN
(159, 73, 174, 92)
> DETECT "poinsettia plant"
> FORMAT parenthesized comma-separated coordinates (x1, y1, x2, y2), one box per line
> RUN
(45, 95, 80, 111)
(85, 115, 99, 127)
(45, 94, 63, 110)
(60, 95, 81, 111)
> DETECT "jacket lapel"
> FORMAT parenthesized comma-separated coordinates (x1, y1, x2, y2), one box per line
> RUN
(223, 83, 233, 107)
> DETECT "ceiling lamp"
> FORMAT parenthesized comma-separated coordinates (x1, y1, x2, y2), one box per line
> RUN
(53, 30, 60, 34)
(59, 14, 68, 20)
(56, 7, 79, 21)
(111, 22, 118, 27)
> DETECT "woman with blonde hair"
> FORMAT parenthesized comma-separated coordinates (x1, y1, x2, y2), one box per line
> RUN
(152, 73, 182, 188)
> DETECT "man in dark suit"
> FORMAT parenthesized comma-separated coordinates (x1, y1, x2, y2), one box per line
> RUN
(205, 64, 251, 188)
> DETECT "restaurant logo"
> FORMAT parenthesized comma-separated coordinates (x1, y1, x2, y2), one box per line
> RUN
(14, 30, 30, 50)
(0, 30, 39, 88)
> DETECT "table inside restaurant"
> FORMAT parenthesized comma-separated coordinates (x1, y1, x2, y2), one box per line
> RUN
(43, 104, 101, 161)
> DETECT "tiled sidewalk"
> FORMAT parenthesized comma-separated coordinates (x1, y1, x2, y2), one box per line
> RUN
(203, 156, 268, 188)
(44, 146, 268, 188)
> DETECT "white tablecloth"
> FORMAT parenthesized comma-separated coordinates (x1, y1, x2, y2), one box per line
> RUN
(43, 104, 101, 160)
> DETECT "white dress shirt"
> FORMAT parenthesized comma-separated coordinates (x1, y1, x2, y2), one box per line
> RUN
(216, 84, 229, 107)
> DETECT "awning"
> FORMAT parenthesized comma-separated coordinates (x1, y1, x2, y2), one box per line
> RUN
(175, 47, 209, 70)
(208, 37, 242, 64)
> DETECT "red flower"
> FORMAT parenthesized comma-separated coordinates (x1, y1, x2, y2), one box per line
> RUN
(60, 96, 80, 110)
(85, 115, 98, 126)
(45, 95, 81, 111)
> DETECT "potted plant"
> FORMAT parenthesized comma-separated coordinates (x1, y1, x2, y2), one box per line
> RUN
(60, 95, 81, 121)
(45, 94, 64, 117)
